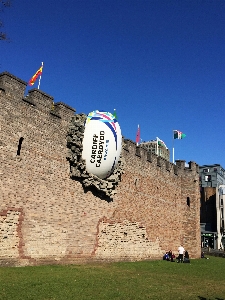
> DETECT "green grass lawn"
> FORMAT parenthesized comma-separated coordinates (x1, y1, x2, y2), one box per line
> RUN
(0, 257, 224, 300)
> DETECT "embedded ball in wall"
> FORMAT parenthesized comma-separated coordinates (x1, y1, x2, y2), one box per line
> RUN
(82, 110, 122, 179)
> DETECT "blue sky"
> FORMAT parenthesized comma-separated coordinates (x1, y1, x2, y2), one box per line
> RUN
(1, 0, 225, 167)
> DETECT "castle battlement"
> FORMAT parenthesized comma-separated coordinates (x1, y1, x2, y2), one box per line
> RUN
(0, 71, 199, 179)
(0, 71, 75, 120)
(123, 138, 199, 177)
(0, 71, 27, 98)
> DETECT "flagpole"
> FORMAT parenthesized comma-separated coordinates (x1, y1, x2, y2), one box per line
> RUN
(136, 124, 140, 146)
(137, 124, 139, 146)
(156, 137, 159, 155)
(38, 62, 44, 90)
(172, 130, 175, 163)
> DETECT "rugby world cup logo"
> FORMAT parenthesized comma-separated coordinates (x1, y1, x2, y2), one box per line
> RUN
(82, 110, 122, 179)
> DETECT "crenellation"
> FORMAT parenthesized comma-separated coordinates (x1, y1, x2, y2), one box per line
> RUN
(50, 109, 61, 119)
(175, 159, 189, 176)
(166, 160, 172, 171)
(23, 95, 36, 106)
(0, 73, 76, 121)
(176, 160, 186, 169)
(146, 151, 152, 162)
(157, 156, 162, 167)
(149, 152, 158, 166)
(0, 72, 27, 99)
(157, 156, 169, 171)
(173, 164, 179, 175)
(25, 88, 54, 113)
(122, 137, 199, 178)
(135, 145, 141, 157)
(122, 138, 129, 152)
(54, 102, 76, 119)
(138, 145, 149, 162)
(124, 139, 136, 154)
(188, 161, 199, 173)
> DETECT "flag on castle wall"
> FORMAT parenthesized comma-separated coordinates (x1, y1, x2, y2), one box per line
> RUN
(136, 124, 140, 145)
(173, 130, 186, 139)
(28, 63, 43, 86)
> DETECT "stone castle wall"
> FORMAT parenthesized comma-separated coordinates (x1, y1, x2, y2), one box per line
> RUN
(0, 72, 201, 266)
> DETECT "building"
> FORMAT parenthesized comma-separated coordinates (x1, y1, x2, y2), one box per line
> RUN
(140, 138, 170, 161)
(199, 164, 225, 249)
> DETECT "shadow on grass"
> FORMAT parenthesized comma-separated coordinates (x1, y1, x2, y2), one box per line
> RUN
(198, 297, 224, 300)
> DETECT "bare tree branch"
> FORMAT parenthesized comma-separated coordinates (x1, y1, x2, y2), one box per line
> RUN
(0, 0, 11, 41)
(0, 31, 7, 40)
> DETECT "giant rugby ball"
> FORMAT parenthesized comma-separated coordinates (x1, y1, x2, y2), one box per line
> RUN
(82, 110, 122, 179)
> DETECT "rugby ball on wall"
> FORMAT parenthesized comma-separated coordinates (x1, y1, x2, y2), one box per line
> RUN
(82, 110, 122, 179)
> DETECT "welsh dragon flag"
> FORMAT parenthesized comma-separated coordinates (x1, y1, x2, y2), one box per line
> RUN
(173, 130, 186, 139)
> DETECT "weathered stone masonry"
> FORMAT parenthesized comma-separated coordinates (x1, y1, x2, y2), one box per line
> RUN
(0, 72, 201, 266)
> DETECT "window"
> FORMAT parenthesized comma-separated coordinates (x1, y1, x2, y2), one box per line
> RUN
(187, 197, 190, 207)
(17, 137, 24, 156)
(205, 175, 211, 182)
(203, 168, 209, 173)
(214, 168, 217, 172)
(221, 199, 223, 206)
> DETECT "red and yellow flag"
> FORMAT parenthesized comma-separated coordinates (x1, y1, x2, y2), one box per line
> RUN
(28, 65, 43, 86)
(136, 124, 140, 145)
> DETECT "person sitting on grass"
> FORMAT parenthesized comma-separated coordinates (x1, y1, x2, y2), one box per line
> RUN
(183, 250, 190, 263)
(163, 252, 169, 260)
(168, 250, 175, 262)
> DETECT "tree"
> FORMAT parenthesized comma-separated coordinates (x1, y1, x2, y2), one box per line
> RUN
(0, 0, 11, 41)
